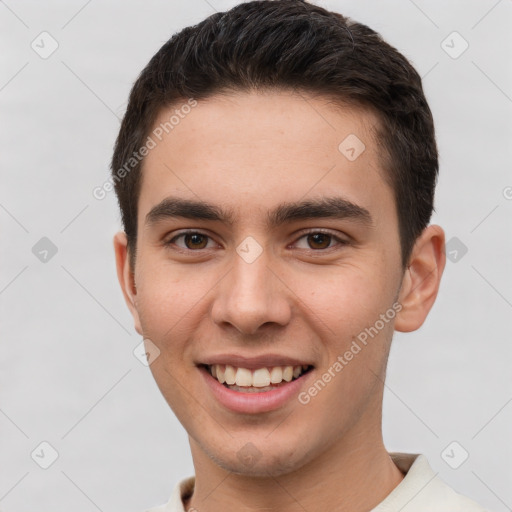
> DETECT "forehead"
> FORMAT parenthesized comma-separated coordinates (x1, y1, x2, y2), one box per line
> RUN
(138, 90, 393, 227)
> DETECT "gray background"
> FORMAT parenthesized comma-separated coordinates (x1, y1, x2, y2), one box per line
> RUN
(1, 0, 511, 511)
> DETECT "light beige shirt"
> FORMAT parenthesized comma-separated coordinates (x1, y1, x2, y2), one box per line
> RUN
(145, 452, 489, 512)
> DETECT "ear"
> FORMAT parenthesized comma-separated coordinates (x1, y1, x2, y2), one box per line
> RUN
(113, 231, 142, 335)
(395, 225, 446, 333)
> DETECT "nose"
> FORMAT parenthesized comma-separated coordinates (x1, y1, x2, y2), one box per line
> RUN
(211, 248, 292, 336)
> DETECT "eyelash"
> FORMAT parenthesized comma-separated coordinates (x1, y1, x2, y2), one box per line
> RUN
(164, 229, 349, 253)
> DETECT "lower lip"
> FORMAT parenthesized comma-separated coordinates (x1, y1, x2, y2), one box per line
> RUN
(199, 366, 314, 414)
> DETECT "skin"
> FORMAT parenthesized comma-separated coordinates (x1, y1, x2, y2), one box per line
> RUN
(114, 90, 446, 512)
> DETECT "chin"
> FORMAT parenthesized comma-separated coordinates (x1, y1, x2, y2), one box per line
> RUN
(206, 441, 313, 478)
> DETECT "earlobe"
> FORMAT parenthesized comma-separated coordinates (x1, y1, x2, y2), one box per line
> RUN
(113, 232, 143, 335)
(394, 225, 446, 333)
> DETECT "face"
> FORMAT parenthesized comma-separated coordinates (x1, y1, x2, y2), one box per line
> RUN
(115, 90, 442, 477)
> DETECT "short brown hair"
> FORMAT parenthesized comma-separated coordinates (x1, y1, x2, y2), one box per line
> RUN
(111, 0, 438, 267)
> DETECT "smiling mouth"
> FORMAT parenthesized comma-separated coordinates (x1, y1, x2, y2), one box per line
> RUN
(201, 364, 314, 393)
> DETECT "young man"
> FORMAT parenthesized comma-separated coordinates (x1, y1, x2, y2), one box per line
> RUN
(111, 1, 488, 510)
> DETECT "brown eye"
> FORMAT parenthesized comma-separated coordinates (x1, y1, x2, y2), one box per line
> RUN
(183, 233, 208, 249)
(166, 231, 214, 251)
(307, 233, 332, 249)
(293, 230, 348, 252)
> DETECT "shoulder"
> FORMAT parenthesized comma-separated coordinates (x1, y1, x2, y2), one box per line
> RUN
(418, 472, 489, 511)
(141, 476, 195, 512)
(374, 453, 489, 512)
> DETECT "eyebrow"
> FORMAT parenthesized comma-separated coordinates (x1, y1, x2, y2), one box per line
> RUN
(145, 196, 373, 228)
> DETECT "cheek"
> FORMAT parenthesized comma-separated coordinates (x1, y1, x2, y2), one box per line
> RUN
(295, 265, 398, 407)
(298, 266, 393, 336)
(134, 260, 211, 334)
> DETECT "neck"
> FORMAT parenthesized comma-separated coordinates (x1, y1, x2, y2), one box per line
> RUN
(186, 423, 404, 512)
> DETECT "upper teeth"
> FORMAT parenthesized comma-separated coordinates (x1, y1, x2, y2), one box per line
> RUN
(209, 364, 309, 387)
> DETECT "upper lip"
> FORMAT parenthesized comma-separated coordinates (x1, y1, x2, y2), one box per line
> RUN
(199, 353, 313, 370)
